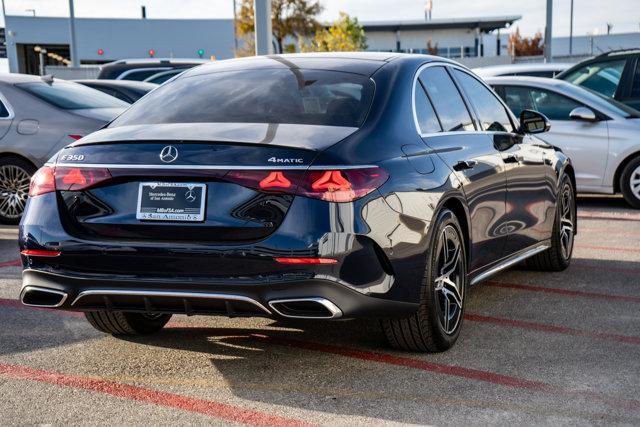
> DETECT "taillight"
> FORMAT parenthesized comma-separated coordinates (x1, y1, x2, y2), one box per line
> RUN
(55, 167, 111, 191)
(226, 167, 388, 203)
(28, 166, 111, 197)
(29, 166, 56, 197)
(68, 134, 83, 141)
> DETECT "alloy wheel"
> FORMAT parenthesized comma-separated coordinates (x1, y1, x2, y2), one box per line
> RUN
(631, 164, 640, 201)
(559, 183, 575, 260)
(0, 165, 31, 220)
(434, 225, 464, 335)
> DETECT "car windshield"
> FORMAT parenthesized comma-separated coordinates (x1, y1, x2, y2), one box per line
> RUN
(109, 68, 374, 128)
(17, 80, 130, 110)
(561, 82, 640, 118)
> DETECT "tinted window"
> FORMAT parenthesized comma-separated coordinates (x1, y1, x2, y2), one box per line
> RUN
(17, 81, 129, 110)
(92, 86, 133, 103)
(110, 69, 374, 128)
(146, 70, 182, 84)
(0, 97, 9, 118)
(501, 86, 536, 118)
(631, 60, 640, 98)
(517, 71, 556, 78)
(419, 67, 474, 132)
(414, 83, 441, 134)
(454, 70, 513, 132)
(529, 88, 581, 120)
(562, 59, 625, 98)
(119, 68, 170, 81)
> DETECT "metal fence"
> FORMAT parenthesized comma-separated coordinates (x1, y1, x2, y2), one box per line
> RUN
(43, 65, 101, 80)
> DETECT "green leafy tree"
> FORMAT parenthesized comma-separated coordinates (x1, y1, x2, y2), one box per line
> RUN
(302, 12, 367, 52)
(235, 0, 322, 55)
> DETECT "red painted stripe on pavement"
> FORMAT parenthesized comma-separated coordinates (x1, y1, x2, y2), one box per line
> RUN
(0, 363, 315, 427)
(485, 281, 640, 304)
(575, 244, 640, 254)
(579, 228, 640, 237)
(572, 262, 640, 275)
(465, 314, 640, 346)
(247, 334, 640, 411)
(0, 259, 21, 267)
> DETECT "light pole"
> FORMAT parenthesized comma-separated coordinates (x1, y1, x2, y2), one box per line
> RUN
(544, 0, 553, 62)
(68, 0, 79, 67)
(569, 0, 574, 56)
(254, 0, 272, 55)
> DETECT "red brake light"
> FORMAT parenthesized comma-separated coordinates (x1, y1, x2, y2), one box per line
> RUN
(259, 171, 292, 189)
(225, 167, 388, 203)
(29, 166, 56, 197)
(275, 257, 337, 264)
(20, 249, 61, 257)
(68, 134, 83, 141)
(55, 167, 111, 191)
(28, 167, 112, 197)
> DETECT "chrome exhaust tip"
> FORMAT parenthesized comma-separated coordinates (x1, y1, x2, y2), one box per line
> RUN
(20, 286, 68, 308)
(268, 297, 342, 319)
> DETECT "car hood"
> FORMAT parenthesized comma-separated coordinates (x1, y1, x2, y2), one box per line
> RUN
(73, 122, 359, 151)
(70, 107, 127, 122)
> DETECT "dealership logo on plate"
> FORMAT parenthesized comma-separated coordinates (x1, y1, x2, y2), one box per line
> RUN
(159, 146, 179, 163)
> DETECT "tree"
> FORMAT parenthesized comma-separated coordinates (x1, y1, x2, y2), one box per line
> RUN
(508, 27, 544, 56)
(235, 0, 322, 55)
(301, 12, 367, 52)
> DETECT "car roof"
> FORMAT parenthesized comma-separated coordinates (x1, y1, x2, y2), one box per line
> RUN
(0, 73, 63, 84)
(183, 52, 457, 78)
(473, 63, 572, 76)
(74, 79, 158, 90)
(483, 76, 630, 119)
(105, 58, 210, 66)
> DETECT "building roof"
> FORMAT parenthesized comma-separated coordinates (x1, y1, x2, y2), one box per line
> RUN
(361, 15, 521, 32)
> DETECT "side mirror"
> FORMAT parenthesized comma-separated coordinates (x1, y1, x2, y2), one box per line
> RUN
(519, 109, 551, 134)
(569, 106, 597, 122)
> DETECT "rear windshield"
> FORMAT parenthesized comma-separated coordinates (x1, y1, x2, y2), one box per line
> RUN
(109, 69, 374, 128)
(17, 81, 130, 110)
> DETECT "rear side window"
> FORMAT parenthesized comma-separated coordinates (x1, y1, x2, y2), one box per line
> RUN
(562, 59, 626, 98)
(110, 69, 374, 128)
(0, 96, 10, 118)
(500, 86, 536, 118)
(630, 60, 640, 98)
(453, 70, 514, 132)
(17, 81, 129, 110)
(419, 67, 474, 132)
(414, 83, 441, 134)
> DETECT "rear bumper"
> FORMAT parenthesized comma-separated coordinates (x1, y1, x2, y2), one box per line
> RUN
(21, 269, 418, 320)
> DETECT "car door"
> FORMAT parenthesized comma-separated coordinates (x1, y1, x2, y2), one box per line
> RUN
(416, 65, 508, 272)
(452, 69, 552, 255)
(500, 84, 609, 190)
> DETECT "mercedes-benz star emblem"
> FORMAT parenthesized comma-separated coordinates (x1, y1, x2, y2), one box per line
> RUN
(159, 145, 178, 163)
(185, 189, 197, 203)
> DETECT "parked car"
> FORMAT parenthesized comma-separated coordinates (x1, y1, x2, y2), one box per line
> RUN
(74, 79, 158, 103)
(97, 58, 208, 81)
(487, 76, 640, 208)
(143, 69, 185, 85)
(0, 73, 128, 223)
(556, 49, 640, 110)
(19, 54, 575, 353)
(474, 62, 572, 78)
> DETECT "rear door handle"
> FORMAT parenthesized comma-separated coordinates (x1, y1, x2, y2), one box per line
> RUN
(453, 160, 478, 171)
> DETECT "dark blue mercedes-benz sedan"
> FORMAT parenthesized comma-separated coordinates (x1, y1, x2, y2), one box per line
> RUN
(19, 53, 576, 352)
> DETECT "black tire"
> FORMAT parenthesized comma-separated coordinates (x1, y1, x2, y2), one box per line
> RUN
(620, 156, 640, 209)
(524, 173, 575, 271)
(0, 156, 36, 225)
(381, 208, 467, 353)
(84, 311, 172, 335)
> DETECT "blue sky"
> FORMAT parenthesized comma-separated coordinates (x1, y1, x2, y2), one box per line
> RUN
(1, 0, 637, 37)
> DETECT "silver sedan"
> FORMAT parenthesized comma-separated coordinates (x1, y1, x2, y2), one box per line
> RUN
(0, 73, 128, 223)
(486, 76, 640, 208)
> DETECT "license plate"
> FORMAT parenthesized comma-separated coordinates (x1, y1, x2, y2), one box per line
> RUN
(136, 182, 206, 222)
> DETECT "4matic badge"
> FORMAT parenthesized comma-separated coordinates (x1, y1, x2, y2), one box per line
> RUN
(267, 157, 304, 164)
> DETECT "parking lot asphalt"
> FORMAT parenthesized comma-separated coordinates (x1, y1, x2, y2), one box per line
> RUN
(1, 195, 639, 426)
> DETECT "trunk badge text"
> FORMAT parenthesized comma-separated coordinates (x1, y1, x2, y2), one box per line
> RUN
(159, 146, 179, 163)
(267, 157, 304, 164)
